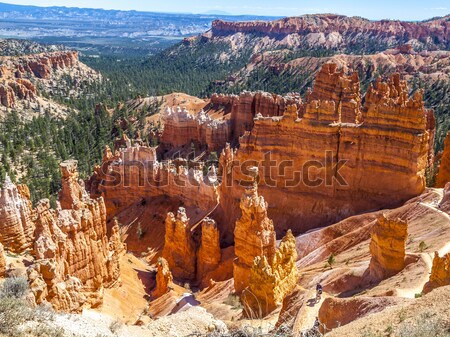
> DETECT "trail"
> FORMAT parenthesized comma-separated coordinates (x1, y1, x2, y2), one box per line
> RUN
(395, 253, 433, 298)
(293, 290, 327, 333)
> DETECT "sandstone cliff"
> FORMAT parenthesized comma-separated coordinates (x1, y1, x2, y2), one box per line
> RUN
(0, 174, 35, 253)
(91, 145, 218, 220)
(369, 214, 408, 280)
(0, 51, 101, 119)
(160, 91, 302, 154)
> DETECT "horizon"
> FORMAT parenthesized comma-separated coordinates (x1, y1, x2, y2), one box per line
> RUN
(0, 0, 449, 21)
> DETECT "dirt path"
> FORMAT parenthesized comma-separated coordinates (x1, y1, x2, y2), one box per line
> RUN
(293, 290, 326, 332)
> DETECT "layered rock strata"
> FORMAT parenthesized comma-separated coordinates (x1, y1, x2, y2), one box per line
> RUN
(197, 217, 221, 281)
(210, 15, 449, 49)
(233, 167, 276, 294)
(0, 51, 100, 115)
(219, 65, 434, 236)
(369, 214, 408, 280)
(160, 91, 302, 152)
(0, 174, 35, 253)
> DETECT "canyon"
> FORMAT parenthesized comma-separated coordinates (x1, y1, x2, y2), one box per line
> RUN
(0, 13, 450, 337)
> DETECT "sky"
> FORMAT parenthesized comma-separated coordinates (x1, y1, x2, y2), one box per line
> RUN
(1, 0, 449, 20)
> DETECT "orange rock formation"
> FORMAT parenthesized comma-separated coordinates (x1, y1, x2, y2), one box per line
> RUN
(197, 217, 221, 282)
(437, 131, 450, 187)
(152, 257, 173, 298)
(0, 174, 35, 253)
(423, 252, 450, 293)
(369, 214, 408, 280)
(26, 160, 123, 312)
(233, 167, 276, 294)
(242, 230, 298, 318)
(162, 207, 197, 281)
(219, 66, 433, 236)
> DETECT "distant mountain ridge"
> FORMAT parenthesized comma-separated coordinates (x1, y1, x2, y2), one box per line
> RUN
(210, 14, 450, 49)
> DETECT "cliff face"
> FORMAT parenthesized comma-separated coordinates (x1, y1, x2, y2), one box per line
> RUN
(369, 215, 408, 280)
(210, 15, 450, 49)
(218, 64, 434, 237)
(91, 145, 218, 220)
(23, 160, 124, 312)
(0, 175, 35, 253)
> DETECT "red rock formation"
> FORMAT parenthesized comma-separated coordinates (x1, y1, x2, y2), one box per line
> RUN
(369, 214, 408, 280)
(28, 160, 123, 312)
(423, 252, 450, 293)
(437, 132, 450, 187)
(0, 243, 6, 277)
(210, 15, 449, 48)
(152, 257, 173, 298)
(197, 217, 221, 282)
(233, 167, 276, 294)
(0, 175, 35, 253)
(162, 207, 196, 281)
(218, 65, 434, 237)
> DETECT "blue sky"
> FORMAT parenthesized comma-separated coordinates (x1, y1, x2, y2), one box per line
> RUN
(2, 0, 449, 20)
